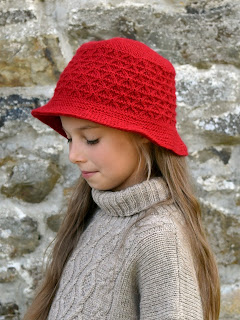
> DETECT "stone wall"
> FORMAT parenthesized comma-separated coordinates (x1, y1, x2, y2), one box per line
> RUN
(0, 0, 239, 319)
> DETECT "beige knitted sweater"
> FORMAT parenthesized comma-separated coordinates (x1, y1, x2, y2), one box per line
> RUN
(48, 178, 203, 320)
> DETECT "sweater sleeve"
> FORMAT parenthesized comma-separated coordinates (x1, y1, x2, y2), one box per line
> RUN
(136, 225, 203, 320)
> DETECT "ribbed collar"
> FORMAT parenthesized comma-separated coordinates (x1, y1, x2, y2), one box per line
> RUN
(91, 178, 170, 217)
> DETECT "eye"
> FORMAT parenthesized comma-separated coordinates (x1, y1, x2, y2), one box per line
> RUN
(87, 139, 99, 145)
(67, 138, 72, 144)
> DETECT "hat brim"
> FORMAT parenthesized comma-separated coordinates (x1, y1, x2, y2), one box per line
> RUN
(32, 97, 188, 156)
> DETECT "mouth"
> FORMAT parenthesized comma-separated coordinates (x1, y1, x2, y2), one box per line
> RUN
(81, 171, 98, 179)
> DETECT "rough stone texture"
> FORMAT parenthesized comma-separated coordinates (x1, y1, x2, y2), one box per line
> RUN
(0, 302, 20, 320)
(0, 0, 239, 319)
(0, 94, 45, 127)
(47, 213, 64, 232)
(1, 159, 61, 203)
(220, 287, 240, 320)
(67, 1, 240, 68)
(195, 110, 240, 142)
(0, 9, 36, 26)
(201, 202, 240, 266)
(0, 36, 65, 87)
(0, 206, 40, 258)
(0, 267, 18, 283)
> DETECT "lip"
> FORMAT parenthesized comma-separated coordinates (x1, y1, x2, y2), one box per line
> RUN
(81, 171, 98, 179)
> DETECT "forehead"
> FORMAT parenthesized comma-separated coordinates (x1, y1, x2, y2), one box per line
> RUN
(60, 116, 136, 141)
(60, 116, 102, 129)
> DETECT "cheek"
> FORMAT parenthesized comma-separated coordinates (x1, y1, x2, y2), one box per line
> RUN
(88, 145, 117, 166)
(107, 144, 139, 170)
(90, 138, 139, 170)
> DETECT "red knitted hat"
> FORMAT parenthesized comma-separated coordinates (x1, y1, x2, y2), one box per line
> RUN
(31, 37, 188, 155)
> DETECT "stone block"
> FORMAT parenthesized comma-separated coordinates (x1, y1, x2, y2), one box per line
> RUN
(47, 213, 64, 232)
(0, 36, 65, 87)
(0, 302, 19, 320)
(220, 286, 240, 320)
(1, 159, 61, 203)
(0, 207, 40, 258)
(0, 267, 18, 283)
(188, 144, 239, 216)
(67, 1, 240, 67)
(189, 147, 231, 165)
(236, 193, 240, 206)
(0, 0, 67, 87)
(194, 109, 240, 144)
(0, 94, 46, 129)
(21, 262, 44, 296)
(174, 65, 240, 150)
(197, 175, 236, 193)
(0, 9, 36, 26)
(201, 201, 240, 266)
(0, 92, 65, 163)
(176, 65, 240, 108)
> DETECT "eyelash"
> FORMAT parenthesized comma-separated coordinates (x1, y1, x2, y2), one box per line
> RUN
(67, 138, 99, 145)
(87, 139, 99, 145)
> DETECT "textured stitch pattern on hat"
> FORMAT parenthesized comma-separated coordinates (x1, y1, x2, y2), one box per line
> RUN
(31, 37, 188, 156)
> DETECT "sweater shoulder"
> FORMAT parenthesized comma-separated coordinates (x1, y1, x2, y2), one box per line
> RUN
(135, 201, 186, 235)
(133, 202, 193, 264)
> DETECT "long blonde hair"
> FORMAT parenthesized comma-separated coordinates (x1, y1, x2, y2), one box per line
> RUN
(24, 139, 220, 320)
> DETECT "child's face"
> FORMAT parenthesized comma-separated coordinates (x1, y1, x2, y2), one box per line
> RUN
(60, 116, 148, 191)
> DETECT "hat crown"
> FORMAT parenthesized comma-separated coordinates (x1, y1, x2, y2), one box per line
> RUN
(54, 37, 177, 124)
(79, 37, 175, 74)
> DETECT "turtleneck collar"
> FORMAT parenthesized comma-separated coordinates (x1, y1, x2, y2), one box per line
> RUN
(91, 177, 170, 217)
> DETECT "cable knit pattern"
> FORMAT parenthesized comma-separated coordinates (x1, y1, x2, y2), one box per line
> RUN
(47, 178, 203, 320)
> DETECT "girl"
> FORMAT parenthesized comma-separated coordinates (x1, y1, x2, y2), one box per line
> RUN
(24, 37, 220, 320)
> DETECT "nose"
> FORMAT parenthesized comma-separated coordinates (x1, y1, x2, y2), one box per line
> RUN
(68, 141, 87, 164)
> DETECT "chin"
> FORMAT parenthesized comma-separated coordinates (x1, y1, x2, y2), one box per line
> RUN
(87, 181, 125, 192)
(86, 182, 112, 191)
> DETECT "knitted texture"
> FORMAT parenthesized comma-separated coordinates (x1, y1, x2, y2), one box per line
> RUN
(31, 38, 188, 155)
(47, 178, 203, 320)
